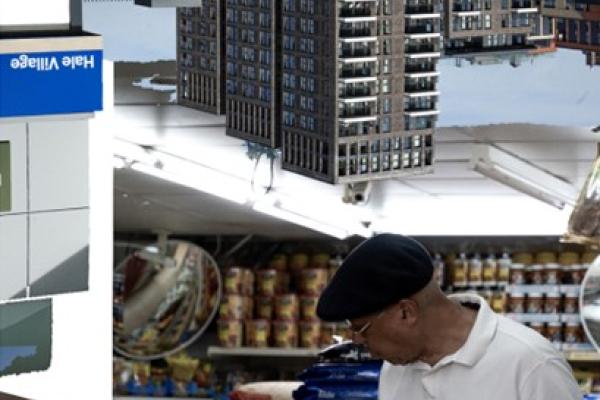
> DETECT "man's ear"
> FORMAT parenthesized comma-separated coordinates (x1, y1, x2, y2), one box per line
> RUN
(397, 299, 419, 326)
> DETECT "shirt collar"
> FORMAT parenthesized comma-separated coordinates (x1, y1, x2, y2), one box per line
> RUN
(446, 293, 498, 367)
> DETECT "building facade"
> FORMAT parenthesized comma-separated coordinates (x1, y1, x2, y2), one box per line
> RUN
(278, 0, 440, 184)
(442, 0, 554, 55)
(177, 2, 227, 114)
(541, 0, 600, 65)
(225, 0, 281, 147)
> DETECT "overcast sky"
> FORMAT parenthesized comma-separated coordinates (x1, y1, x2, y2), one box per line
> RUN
(83, 0, 600, 128)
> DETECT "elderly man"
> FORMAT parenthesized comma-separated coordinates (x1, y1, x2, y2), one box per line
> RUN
(316, 234, 581, 400)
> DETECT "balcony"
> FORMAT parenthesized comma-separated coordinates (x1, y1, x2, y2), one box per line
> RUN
(404, 107, 440, 117)
(339, 86, 374, 98)
(339, 7, 377, 23)
(339, 106, 377, 124)
(405, 83, 437, 93)
(405, 119, 436, 131)
(339, 48, 377, 63)
(405, 4, 441, 19)
(405, 62, 437, 73)
(340, 27, 375, 38)
(339, 107, 375, 118)
(405, 43, 441, 59)
(405, 24, 441, 39)
(339, 68, 376, 80)
(512, 1, 534, 7)
(339, 124, 377, 138)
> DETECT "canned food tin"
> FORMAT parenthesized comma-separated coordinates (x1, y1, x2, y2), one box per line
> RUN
(255, 296, 274, 320)
(273, 321, 298, 348)
(300, 296, 319, 321)
(269, 254, 288, 271)
(290, 253, 309, 274)
(275, 294, 299, 320)
(225, 267, 255, 295)
(311, 253, 330, 269)
(300, 269, 329, 295)
(299, 321, 321, 348)
(245, 319, 271, 347)
(217, 320, 243, 348)
(256, 269, 278, 296)
(219, 295, 245, 320)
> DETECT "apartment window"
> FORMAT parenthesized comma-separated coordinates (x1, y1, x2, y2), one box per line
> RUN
(383, 59, 391, 74)
(383, 20, 392, 35)
(383, 0, 392, 14)
(484, 14, 491, 29)
(383, 39, 392, 55)
(283, 0, 294, 11)
(382, 79, 390, 94)
(383, 98, 391, 114)
(382, 117, 391, 133)
(283, 92, 295, 107)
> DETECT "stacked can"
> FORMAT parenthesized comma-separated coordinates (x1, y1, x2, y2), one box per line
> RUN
(217, 252, 351, 349)
(218, 267, 255, 347)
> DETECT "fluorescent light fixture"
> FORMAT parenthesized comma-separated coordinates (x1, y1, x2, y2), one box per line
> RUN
(131, 162, 250, 205)
(253, 196, 372, 240)
(470, 144, 578, 209)
(253, 199, 349, 239)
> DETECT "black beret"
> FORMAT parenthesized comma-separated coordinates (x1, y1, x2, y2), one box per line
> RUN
(316, 234, 434, 321)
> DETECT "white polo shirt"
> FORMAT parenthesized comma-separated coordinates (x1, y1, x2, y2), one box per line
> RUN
(379, 293, 582, 400)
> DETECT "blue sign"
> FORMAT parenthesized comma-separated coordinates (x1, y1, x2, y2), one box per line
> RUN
(0, 49, 103, 118)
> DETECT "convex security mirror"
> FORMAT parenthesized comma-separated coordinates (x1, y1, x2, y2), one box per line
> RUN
(113, 240, 222, 360)
(580, 255, 600, 350)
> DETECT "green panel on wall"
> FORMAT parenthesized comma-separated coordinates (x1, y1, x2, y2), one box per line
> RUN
(0, 141, 11, 212)
(0, 299, 52, 377)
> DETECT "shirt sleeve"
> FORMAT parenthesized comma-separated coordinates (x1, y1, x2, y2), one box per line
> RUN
(519, 358, 582, 400)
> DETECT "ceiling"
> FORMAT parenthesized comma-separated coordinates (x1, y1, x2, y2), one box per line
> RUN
(110, 62, 600, 239)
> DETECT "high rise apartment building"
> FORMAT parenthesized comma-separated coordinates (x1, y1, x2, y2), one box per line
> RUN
(277, 0, 440, 184)
(224, 0, 281, 147)
(177, 3, 227, 114)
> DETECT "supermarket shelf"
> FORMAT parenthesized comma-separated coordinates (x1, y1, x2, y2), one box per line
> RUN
(207, 346, 320, 358)
(564, 351, 600, 362)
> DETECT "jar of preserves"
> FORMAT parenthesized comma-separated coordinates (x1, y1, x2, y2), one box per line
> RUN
(508, 289, 526, 313)
(497, 253, 511, 285)
(544, 263, 561, 285)
(529, 322, 546, 336)
(546, 322, 563, 343)
(510, 264, 526, 285)
(468, 254, 483, 287)
(564, 291, 579, 314)
(564, 322, 583, 343)
(482, 255, 498, 286)
(528, 265, 544, 285)
(452, 253, 469, 287)
(526, 293, 543, 314)
(544, 292, 562, 314)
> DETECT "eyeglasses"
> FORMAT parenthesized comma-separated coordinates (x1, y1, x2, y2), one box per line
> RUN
(345, 310, 385, 338)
